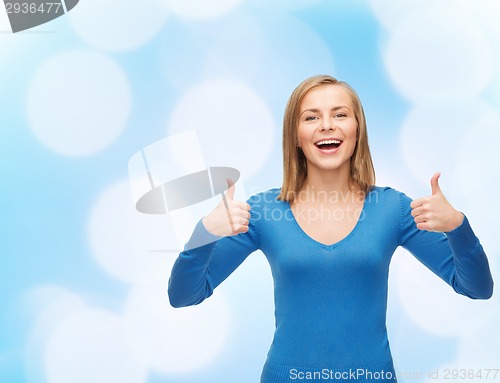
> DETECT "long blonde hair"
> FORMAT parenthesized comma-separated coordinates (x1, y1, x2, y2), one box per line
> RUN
(277, 75, 375, 203)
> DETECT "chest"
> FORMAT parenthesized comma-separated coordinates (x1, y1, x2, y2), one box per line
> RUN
(258, 196, 399, 283)
(289, 200, 364, 247)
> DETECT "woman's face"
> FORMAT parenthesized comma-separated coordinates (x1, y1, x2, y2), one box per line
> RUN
(297, 84, 358, 175)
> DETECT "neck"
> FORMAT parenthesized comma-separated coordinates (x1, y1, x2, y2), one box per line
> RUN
(297, 165, 360, 204)
(302, 162, 353, 191)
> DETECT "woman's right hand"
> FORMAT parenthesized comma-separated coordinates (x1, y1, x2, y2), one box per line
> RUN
(201, 178, 251, 237)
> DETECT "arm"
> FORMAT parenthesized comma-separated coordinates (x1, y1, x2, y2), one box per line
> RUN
(167, 193, 261, 308)
(399, 191, 493, 299)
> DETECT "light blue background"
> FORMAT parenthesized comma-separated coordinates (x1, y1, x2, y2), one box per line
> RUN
(1, 1, 499, 382)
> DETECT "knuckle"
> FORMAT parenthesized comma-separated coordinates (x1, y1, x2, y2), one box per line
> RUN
(237, 223, 248, 232)
(238, 201, 249, 210)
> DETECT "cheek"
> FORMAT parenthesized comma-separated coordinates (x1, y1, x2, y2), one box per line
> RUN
(297, 125, 311, 143)
(345, 122, 358, 140)
(344, 123, 358, 154)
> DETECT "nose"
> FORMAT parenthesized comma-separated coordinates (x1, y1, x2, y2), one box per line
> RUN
(320, 116, 334, 131)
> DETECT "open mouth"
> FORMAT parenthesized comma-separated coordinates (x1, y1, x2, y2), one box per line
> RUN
(314, 139, 343, 150)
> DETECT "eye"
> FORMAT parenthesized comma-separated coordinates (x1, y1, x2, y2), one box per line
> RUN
(334, 113, 347, 118)
(304, 115, 318, 121)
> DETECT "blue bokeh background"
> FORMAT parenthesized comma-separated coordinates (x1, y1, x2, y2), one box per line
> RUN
(1, 1, 499, 382)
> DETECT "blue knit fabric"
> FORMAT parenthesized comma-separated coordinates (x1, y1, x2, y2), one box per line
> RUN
(168, 186, 493, 382)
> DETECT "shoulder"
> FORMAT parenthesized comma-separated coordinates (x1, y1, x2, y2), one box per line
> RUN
(245, 188, 284, 230)
(367, 186, 418, 235)
(246, 187, 284, 206)
(367, 185, 414, 210)
(368, 185, 402, 199)
(369, 185, 412, 198)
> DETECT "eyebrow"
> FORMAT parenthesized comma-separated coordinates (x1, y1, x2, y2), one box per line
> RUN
(300, 106, 351, 116)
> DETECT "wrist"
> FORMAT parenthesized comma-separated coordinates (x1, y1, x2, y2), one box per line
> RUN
(202, 215, 221, 236)
(201, 216, 213, 233)
(449, 210, 464, 232)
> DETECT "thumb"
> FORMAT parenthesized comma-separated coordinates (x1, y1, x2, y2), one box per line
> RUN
(430, 172, 443, 195)
(225, 178, 236, 200)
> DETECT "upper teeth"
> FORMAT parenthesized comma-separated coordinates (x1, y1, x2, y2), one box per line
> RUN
(316, 139, 341, 145)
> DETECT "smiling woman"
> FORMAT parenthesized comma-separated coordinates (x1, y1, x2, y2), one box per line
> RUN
(280, 77, 375, 207)
(167, 74, 494, 383)
(297, 86, 358, 175)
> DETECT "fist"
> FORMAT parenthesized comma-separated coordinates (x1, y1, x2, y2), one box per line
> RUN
(410, 172, 464, 232)
(202, 178, 251, 237)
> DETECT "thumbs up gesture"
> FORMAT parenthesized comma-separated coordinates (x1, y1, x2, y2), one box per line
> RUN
(201, 178, 251, 237)
(410, 172, 464, 232)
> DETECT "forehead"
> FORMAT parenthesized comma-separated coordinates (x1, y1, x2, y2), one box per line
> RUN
(300, 84, 353, 110)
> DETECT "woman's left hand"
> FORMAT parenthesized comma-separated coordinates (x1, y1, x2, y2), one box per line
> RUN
(410, 172, 464, 233)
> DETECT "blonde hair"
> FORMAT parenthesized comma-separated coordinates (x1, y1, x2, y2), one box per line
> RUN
(277, 75, 375, 203)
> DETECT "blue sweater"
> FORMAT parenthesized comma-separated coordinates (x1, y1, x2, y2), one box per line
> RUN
(168, 186, 493, 382)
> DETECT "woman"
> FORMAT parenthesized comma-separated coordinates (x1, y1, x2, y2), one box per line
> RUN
(168, 75, 493, 383)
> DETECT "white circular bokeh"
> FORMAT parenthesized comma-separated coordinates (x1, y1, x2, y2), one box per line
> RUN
(256, 14, 334, 101)
(393, 249, 495, 337)
(490, 74, 500, 109)
(202, 14, 264, 81)
(88, 179, 177, 283)
(425, 331, 500, 383)
(45, 308, 148, 383)
(400, 100, 496, 190)
(462, 0, 500, 52)
(161, 0, 243, 20)
(249, 0, 323, 11)
(383, 6, 492, 103)
(124, 259, 231, 374)
(69, 0, 169, 51)
(167, 79, 276, 179)
(22, 287, 87, 383)
(160, 13, 264, 91)
(27, 49, 131, 157)
(457, 302, 500, 365)
(455, 105, 500, 210)
(369, 0, 467, 31)
(220, 250, 275, 361)
(454, 105, 500, 255)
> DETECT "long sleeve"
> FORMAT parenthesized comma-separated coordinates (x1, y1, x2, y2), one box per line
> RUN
(167, 194, 261, 308)
(398, 192, 493, 299)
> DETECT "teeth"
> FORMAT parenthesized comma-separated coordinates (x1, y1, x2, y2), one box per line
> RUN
(316, 139, 341, 145)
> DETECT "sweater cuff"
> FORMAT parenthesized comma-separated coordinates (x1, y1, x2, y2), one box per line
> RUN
(183, 218, 223, 263)
(444, 214, 479, 256)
